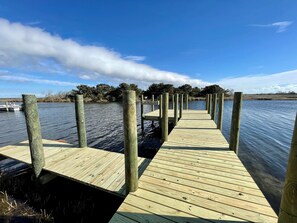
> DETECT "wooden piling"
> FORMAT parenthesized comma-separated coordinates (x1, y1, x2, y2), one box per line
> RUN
(172, 94, 175, 109)
(152, 95, 155, 111)
(217, 93, 224, 131)
(123, 90, 138, 193)
(211, 93, 217, 120)
(174, 93, 179, 126)
(5, 101, 8, 112)
(179, 94, 183, 119)
(205, 94, 209, 111)
(278, 113, 297, 222)
(75, 94, 87, 148)
(22, 94, 45, 178)
(208, 94, 212, 115)
(185, 94, 189, 110)
(162, 93, 169, 142)
(159, 95, 163, 119)
(229, 92, 243, 155)
(140, 95, 144, 134)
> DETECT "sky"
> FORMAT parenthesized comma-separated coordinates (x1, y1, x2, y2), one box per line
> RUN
(0, 0, 297, 97)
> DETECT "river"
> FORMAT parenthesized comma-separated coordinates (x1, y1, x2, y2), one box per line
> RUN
(0, 100, 296, 213)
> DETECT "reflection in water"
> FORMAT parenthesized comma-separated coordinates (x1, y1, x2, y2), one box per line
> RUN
(0, 100, 296, 212)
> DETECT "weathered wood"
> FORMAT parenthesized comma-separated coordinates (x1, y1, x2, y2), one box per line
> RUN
(217, 93, 224, 130)
(123, 90, 138, 193)
(172, 94, 175, 109)
(174, 93, 178, 126)
(152, 95, 155, 111)
(229, 92, 243, 155)
(185, 94, 189, 110)
(211, 93, 217, 120)
(162, 93, 169, 142)
(5, 101, 8, 112)
(208, 94, 212, 115)
(159, 95, 163, 119)
(179, 94, 183, 119)
(22, 94, 45, 178)
(75, 95, 87, 148)
(140, 95, 144, 134)
(279, 113, 297, 223)
(205, 94, 209, 111)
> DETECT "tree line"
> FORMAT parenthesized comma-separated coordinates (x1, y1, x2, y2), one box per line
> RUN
(44, 83, 233, 102)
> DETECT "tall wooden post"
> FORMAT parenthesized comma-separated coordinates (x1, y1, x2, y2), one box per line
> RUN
(211, 94, 217, 120)
(217, 93, 224, 131)
(5, 101, 8, 112)
(229, 92, 243, 155)
(123, 90, 138, 193)
(162, 93, 169, 142)
(172, 94, 175, 110)
(205, 94, 209, 111)
(140, 95, 144, 134)
(185, 94, 189, 110)
(159, 95, 163, 119)
(174, 93, 179, 126)
(208, 94, 212, 115)
(75, 95, 87, 148)
(179, 94, 183, 119)
(279, 113, 297, 222)
(152, 95, 155, 111)
(22, 94, 45, 178)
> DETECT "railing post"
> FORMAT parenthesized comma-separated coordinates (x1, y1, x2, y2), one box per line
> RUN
(205, 94, 209, 111)
(174, 93, 179, 126)
(179, 93, 183, 119)
(279, 113, 297, 222)
(123, 90, 138, 193)
(75, 95, 87, 148)
(159, 94, 163, 119)
(162, 93, 169, 142)
(5, 101, 8, 112)
(185, 94, 189, 110)
(217, 93, 224, 131)
(229, 92, 243, 155)
(208, 94, 212, 115)
(211, 93, 217, 120)
(140, 95, 144, 134)
(22, 94, 45, 178)
(152, 95, 155, 111)
(172, 94, 175, 109)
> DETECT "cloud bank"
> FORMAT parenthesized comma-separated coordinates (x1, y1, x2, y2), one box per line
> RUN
(0, 18, 208, 87)
(250, 21, 293, 33)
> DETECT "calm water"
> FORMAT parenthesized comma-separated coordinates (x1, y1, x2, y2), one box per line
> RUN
(0, 100, 296, 212)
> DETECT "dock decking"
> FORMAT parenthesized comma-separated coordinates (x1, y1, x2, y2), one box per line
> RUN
(109, 110, 277, 223)
(0, 139, 150, 196)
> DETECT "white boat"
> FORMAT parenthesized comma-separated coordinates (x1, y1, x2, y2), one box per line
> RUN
(0, 103, 23, 112)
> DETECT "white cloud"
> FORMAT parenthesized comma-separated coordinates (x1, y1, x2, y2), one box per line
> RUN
(124, 55, 146, 61)
(0, 18, 208, 87)
(250, 21, 293, 33)
(218, 69, 297, 93)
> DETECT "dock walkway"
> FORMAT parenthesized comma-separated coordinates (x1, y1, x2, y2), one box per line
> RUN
(0, 139, 150, 196)
(109, 110, 278, 222)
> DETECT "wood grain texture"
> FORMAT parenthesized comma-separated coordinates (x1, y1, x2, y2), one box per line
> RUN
(110, 109, 277, 223)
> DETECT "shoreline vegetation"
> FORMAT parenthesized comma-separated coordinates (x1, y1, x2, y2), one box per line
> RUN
(0, 83, 296, 103)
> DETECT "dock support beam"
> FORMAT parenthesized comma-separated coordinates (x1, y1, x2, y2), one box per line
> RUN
(172, 94, 175, 109)
(123, 90, 138, 193)
(208, 94, 212, 115)
(159, 95, 163, 119)
(179, 94, 183, 119)
(279, 113, 297, 222)
(152, 95, 155, 111)
(75, 95, 87, 148)
(205, 94, 209, 111)
(185, 94, 189, 110)
(22, 94, 45, 178)
(5, 101, 8, 112)
(217, 93, 224, 131)
(229, 92, 243, 155)
(174, 93, 179, 126)
(211, 93, 217, 120)
(140, 95, 144, 134)
(162, 93, 169, 142)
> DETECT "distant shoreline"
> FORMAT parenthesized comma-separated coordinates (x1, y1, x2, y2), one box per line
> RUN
(0, 94, 297, 102)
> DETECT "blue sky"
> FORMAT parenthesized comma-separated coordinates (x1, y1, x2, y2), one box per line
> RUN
(0, 0, 297, 97)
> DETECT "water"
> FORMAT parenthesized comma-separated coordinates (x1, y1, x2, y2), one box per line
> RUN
(0, 100, 296, 213)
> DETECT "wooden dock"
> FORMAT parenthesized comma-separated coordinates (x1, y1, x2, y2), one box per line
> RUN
(0, 139, 150, 196)
(109, 109, 278, 222)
